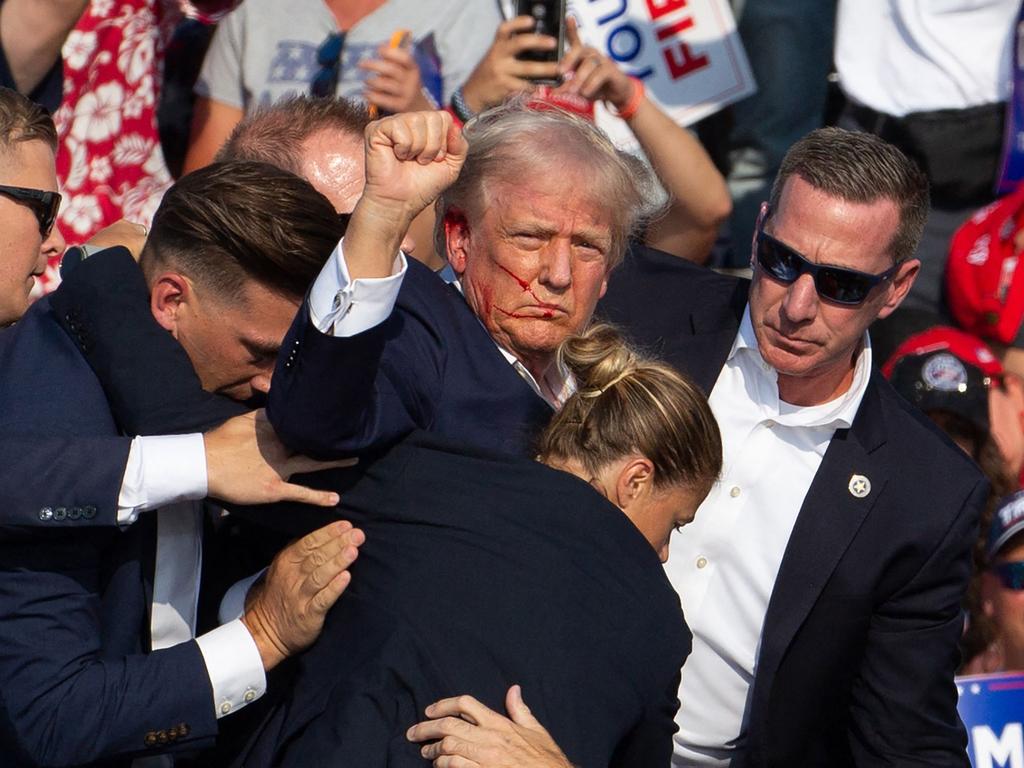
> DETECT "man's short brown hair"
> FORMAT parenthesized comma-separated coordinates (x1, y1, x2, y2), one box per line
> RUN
(769, 127, 930, 263)
(141, 161, 345, 301)
(216, 95, 371, 174)
(0, 87, 57, 156)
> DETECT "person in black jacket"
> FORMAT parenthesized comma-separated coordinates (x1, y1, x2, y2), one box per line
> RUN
(229, 323, 721, 768)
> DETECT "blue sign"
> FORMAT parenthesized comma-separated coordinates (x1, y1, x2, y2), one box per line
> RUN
(958, 673, 1024, 767)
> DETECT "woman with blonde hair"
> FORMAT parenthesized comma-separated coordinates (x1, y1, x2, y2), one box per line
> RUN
(238, 324, 722, 768)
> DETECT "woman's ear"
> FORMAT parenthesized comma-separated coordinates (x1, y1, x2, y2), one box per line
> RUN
(614, 456, 655, 510)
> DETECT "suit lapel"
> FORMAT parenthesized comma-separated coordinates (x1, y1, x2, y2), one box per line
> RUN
(748, 378, 889, 726)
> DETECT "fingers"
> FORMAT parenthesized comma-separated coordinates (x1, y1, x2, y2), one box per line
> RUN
(505, 685, 541, 729)
(297, 519, 354, 551)
(273, 481, 341, 507)
(423, 694, 501, 728)
(433, 757, 480, 768)
(375, 111, 456, 164)
(308, 568, 352, 615)
(499, 15, 539, 39)
(565, 15, 581, 49)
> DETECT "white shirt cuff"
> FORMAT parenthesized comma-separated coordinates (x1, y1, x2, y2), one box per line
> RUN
(308, 237, 407, 337)
(116, 434, 209, 525)
(195, 619, 267, 719)
(217, 569, 267, 625)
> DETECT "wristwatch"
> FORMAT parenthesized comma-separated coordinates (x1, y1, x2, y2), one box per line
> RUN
(59, 244, 104, 279)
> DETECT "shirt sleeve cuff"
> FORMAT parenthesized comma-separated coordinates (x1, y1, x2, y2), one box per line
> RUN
(217, 569, 267, 625)
(308, 237, 407, 337)
(116, 434, 208, 525)
(195, 619, 267, 719)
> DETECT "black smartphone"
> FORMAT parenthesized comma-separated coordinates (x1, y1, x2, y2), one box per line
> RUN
(514, 0, 566, 79)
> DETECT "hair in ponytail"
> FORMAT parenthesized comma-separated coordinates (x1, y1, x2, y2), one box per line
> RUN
(538, 324, 722, 494)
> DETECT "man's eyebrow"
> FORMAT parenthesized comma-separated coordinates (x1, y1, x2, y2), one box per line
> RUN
(241, 337, 281, 359)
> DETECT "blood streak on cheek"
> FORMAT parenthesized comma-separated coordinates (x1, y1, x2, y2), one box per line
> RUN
(497, 264, 560, 310)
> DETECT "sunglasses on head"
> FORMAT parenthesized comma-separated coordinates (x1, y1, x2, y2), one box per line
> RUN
(755, 219, 900, 307)
(992, 560, 1024, 591)
(0, 184, 61, 237)
(311, 31, 346, 98)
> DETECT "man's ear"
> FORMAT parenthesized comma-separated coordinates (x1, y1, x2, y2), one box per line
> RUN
(876, 258, 920, 321)
(614, 456, 655, 511)
(444, 209, 471, 275)
(149, 272, 193, 337)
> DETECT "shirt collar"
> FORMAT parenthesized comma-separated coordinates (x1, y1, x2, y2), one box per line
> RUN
(730, 307, 872, 429)
(446, 272, 574, 409)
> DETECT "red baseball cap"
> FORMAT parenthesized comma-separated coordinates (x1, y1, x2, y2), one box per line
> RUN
(946, 185, 1024, 346)
(882, 326, 1003, 434)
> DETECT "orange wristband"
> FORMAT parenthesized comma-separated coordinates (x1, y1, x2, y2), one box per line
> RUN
(612, 77, 645, 121)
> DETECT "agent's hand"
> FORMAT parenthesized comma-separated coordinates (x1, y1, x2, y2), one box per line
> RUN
(407, 685, 574, 767)
(242, 520, 364, 670)
(460, 16, 560, 113)
(360, 44, 435, 114)
(557, 18, 634, 110)
(84, 219, 149, 261)
(204, 410, 357, 508)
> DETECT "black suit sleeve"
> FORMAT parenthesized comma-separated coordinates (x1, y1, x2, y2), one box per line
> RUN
(0, 536, 219, 764)
(0, 436, 129, 530)
(609, 674, 680, 768)
(847, 477, 985, 767)
(267, 297, 443, 459)
(49, 247, 247, 435)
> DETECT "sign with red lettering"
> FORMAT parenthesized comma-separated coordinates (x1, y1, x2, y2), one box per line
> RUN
(569, 0, 755, 146)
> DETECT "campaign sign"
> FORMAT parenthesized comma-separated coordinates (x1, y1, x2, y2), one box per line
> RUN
(957, 673, 1024, 767)
(569, 0, 756, 147)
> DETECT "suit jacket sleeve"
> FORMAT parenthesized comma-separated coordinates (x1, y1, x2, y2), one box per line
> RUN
(267, 297, 444, 458)
(0, 536, 218, 765)
(49, 247, 247, 436)
(847, 477, 986, 767)
(609, 674, 681, 768)
(0, 436, 129, 530)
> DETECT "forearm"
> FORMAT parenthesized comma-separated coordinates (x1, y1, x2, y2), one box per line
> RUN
(626, 97, 730, 263)
(0, 0, 88, 94)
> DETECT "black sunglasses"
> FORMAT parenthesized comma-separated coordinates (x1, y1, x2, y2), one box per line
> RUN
(0, 184, 61, 236)
(993, 560, 1024, 591)
(311, 31, 346, 98)
(755, 222, 900, 306)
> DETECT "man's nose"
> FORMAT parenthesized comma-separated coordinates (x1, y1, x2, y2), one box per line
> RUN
(251, 369, 274, 395)
(538, 240, 572, 290)
(41, 225, 66, 267)
(781, 273, 818, 324)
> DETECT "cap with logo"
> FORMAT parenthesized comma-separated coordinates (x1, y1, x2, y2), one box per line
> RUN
(881, 326, 1002, 434)
(946, 185, 1024, 346)
(988, 489, 1024, 560)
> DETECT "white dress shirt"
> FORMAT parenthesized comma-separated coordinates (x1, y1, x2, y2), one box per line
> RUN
(308, 239, 573, 407)
(835, 0, 1016, 116)
(668, 309, 872, 766)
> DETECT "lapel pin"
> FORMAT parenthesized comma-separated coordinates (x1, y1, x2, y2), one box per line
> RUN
(848, 474, 871, 499)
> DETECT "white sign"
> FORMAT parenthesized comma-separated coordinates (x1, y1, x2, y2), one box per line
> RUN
(569, 0, 756, 147)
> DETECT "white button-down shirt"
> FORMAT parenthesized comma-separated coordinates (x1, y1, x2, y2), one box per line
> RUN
(669, 308, 872, 766)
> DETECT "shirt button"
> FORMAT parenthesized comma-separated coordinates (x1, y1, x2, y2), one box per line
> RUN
(729, 486, 741, 498)
(764, 419, 775, 428)
(243, 689, 256, 703)
(220, 702, 232, 715)
(696, 556, 708, 569)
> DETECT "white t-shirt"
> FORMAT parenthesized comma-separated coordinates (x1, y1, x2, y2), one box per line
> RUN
(835, 0, 1017, 116)
(196, 0, 501, 111)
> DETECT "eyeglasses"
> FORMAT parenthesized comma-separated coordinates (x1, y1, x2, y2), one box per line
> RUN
(0, 184, 61, 236)
(992, 560, 1024, 590)
(311, 31, 346, 98)
(755, 222, 900, 307)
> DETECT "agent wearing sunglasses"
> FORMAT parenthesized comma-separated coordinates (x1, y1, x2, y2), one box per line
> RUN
(967, 491, 1024, 675)
(595, 126, 987, 767)
(0, 91, 65, 326)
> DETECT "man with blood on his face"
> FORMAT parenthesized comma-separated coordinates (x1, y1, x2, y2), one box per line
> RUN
(266, 102, 654, 458)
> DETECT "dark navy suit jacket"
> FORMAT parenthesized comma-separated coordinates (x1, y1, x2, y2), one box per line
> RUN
(267, 256, 554, 459)
(0, 298, 219, 767)
(599, 245, 986, 767)
(234, 432, 688, 768)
